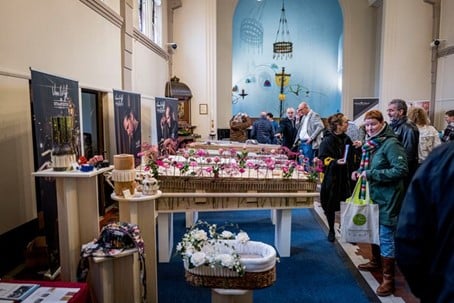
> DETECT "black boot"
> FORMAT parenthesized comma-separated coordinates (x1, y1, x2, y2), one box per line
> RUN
(326, 211, 335, 242)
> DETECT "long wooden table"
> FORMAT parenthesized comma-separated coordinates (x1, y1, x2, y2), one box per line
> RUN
(155, 176, 318, 262)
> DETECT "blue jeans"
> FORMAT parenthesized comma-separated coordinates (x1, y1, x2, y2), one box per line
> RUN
(299, 140, 314, 165)
(379, 224, 396, 258)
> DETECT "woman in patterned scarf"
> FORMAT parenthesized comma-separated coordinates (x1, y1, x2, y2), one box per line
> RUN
(351, 109, 408, 297)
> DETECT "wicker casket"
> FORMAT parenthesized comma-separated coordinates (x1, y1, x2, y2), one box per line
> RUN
(184, 240, 277, 290)
(158, 175, 317, 193)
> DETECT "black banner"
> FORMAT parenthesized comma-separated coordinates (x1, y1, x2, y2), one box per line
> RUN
(155, 97, 179, 155)
(353, 98, 379, 120)
(113, 90, 141, 167)
(30, 69, 80, 274)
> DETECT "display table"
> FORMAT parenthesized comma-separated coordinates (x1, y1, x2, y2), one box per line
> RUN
(4, 280, 90, 303)
(32, 167, 113, 282)
(155, 176, 318, 261)
(189, 141, 280, 154)
(111, 191, 162, 303)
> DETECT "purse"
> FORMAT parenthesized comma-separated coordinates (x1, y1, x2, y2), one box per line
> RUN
(340, 177, 379, 245)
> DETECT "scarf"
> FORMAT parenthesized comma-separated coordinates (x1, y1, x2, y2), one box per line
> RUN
(358, 136, 385, 199)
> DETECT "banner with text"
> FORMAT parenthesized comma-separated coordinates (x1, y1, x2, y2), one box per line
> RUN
(113, 90, 141, 167)
(155, 97, 179, 155)
(31, 69, 80, 274)
(353, 98, 379, 121)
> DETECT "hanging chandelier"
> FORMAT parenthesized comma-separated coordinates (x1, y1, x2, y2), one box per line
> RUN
(273, 0, 293, 60)
(240, 0, 265, 54)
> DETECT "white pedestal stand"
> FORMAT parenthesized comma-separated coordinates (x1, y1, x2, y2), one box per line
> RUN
(111, 191, 162, 303)
(89, 248, 139, 303)
(211, 289, 253, 303)
(32, 167, 112, 282)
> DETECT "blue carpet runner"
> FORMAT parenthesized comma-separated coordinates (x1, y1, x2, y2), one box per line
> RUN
(157, 209, 379, 303)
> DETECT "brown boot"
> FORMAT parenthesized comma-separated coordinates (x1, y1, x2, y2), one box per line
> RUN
(376, 257, 395, 296)
(358, 244, 381, 272)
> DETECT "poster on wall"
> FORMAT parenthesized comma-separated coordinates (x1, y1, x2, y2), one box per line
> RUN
(353, 98, 379, 120)
(409, 100, 430, 117)
(113, 89, 141, 167)
(155, 97, 179, 155)
(30, 69, 80, 275)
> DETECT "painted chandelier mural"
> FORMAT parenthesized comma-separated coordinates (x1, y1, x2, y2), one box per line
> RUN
(232, 0, 343, 119)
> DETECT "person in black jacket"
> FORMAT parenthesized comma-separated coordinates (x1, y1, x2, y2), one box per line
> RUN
(441, 109, 454, 142)
(387, 99, 419, 187)
(251, 112, 274, 144)
(318, 113, 357, 242)
(395, 141, 454, 303)
(276, 107, 298, 149)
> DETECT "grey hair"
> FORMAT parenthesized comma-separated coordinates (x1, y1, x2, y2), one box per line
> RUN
(389, 99, 408, 115)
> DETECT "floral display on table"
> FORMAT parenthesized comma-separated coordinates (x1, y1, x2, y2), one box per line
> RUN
(139, 143, 162, 178)
(301, 156, 324, 182)
(138, 143, 323, 182)
(176, 221, 250, 276)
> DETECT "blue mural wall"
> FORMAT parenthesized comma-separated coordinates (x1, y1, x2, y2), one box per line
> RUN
(232, 0, 343, 119)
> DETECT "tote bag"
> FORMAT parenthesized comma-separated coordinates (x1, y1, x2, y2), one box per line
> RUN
(340, 178, 379, 245)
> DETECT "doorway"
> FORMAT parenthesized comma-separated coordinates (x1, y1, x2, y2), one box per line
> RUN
(81, 89, 113, 215)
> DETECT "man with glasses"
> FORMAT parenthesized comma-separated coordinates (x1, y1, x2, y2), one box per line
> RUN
(294, 102, 324, 165)
(276, 107, 298, 150)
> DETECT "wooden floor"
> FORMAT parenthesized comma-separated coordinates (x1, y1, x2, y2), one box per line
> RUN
(314, 201, 420, 303)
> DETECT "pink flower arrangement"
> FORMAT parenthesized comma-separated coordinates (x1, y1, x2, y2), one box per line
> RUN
(138, 145, 318, 181)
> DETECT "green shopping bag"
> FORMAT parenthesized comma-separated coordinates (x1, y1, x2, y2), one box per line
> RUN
(345, 177, 372, 205)
(340, 177, 379, 244)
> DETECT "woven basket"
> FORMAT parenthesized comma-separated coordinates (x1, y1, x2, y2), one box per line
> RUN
(158, 176, 317, 193)
(185, 267, 276, 290)
(184, 240, 276, 289)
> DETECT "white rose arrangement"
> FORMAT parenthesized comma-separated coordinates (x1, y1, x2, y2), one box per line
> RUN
(176, 221, 250, 276)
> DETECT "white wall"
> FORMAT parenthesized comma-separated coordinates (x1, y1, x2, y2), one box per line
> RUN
(216, 0, 237, 129)
(172, 0, 217, 138)
(0, 75, 36, 233)
(0, 0, 169, 233)
(435, 0, 454, 129)
(378, 0, 433, 115)
(133, 41, 170, 144)
(339, 0, 379, 119)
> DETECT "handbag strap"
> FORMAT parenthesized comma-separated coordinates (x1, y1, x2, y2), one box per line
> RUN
(364, 179, 371, 204)
(350, 177, 372, 205)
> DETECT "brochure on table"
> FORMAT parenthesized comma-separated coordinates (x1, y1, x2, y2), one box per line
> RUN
(0, 283, 40, 301)
(21, 287, 80, 303)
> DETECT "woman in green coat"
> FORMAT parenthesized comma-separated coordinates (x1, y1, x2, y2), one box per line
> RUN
(351, 109, 408, 297)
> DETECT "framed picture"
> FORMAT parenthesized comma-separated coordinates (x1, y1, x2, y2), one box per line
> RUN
(199, 103, 208, 115)
(178, 100, 191, 123)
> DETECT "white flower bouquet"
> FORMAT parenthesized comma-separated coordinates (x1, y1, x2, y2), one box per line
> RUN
(176, 221, 250, 276)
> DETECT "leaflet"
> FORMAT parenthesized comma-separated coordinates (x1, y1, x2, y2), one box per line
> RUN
(0, 283, 40, 301)
(21, 287, 80, 303)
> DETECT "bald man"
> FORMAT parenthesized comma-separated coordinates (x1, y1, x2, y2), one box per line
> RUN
(251, 112, 275, 144)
